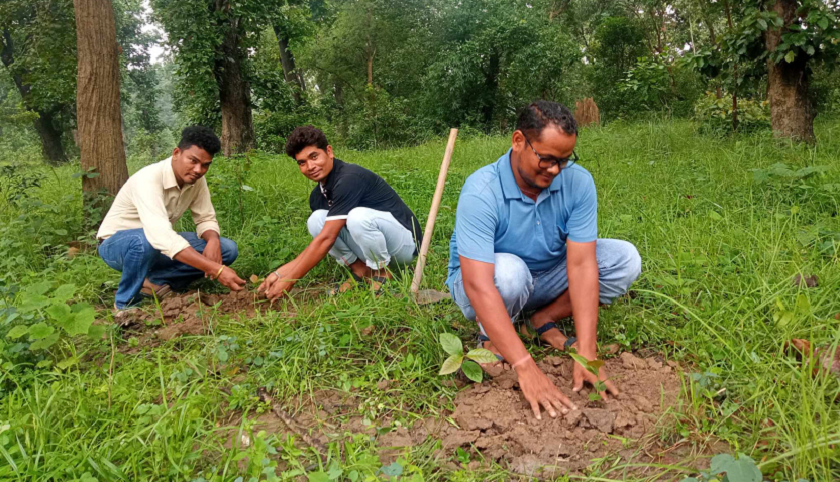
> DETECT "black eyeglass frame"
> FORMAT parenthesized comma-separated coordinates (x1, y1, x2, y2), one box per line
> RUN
(522, 134, 579, 171)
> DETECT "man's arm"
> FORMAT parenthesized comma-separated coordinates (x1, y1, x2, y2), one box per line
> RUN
(259, 219, 344, 300)
(460, 256, 576, 419)
(566, 240, 619, 398)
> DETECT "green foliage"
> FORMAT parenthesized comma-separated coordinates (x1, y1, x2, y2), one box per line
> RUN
(694, 92, 770, 136)
(438, 333, 497, 383)
(681, 453, 763, 482)
(0, 282, 104, 370)
(3, 121, 840, 479)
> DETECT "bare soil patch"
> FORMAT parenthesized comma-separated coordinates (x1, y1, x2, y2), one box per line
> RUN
(239, 352, 697, 478)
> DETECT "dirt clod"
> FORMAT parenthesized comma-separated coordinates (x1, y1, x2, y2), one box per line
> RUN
(620, 352, 645, 369)
(793, 273, 819, 288)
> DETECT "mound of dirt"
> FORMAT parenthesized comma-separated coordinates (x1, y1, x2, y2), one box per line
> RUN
(442, 354, 681, 477)
(119, 290, 284, 341)
(242, 353, 686, 477)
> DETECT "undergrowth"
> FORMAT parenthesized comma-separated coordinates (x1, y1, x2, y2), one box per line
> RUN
(0, 120, 838, 481)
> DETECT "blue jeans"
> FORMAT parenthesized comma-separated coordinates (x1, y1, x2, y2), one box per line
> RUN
(449, 239, 641, 335)
(98, 229, 239, 309)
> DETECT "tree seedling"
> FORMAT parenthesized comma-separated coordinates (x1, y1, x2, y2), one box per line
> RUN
(438, 333, 498, 383)
(569, 351, 607, 401)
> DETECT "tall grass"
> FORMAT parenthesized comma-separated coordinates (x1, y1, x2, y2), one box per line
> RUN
(0, 120, 838, 480)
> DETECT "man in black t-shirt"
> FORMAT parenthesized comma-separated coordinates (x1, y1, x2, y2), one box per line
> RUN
(259, 125, 422, 300)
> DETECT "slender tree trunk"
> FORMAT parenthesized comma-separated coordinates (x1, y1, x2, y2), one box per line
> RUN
(214, 10, 254, 156)
(33, 110, 68, 164)
(723, 0, 739, 131)
(1, 28, 68, 164)
(482, 48, 501, 129)
(273, 25, 305, 104)
(73, 0, 128, 219)
(765, 0, 815, 143)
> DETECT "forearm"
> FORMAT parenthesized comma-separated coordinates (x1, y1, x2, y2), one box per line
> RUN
(285, 236, 334, 281)
(568, 261, 600, 353)
(464, 283, 531, 364)
(201, 230, 220, 243)
(174, 247, 222, 275)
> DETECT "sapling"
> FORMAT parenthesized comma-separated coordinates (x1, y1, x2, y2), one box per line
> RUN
(568, 351, 608, 401)
(438, 333, 499, 383)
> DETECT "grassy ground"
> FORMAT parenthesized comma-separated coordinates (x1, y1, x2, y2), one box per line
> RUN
(1, 120, 839, 481)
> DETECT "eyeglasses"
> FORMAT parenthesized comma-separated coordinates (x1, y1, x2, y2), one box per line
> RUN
(523, 135, 578, 170)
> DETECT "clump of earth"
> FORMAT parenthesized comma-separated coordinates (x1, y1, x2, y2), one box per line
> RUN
(116, 289, 286, 341)
(242, 352, 688, 478)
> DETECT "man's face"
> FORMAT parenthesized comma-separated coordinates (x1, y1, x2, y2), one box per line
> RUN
(172, 145, 213, 186)
(511, 125, 577, 190)
(295, 145, 334, 182)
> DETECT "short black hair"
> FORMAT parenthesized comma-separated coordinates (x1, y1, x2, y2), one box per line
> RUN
(515, 100, 578, 139)
(178, 125, 221, 156)
(285, 125, 329, 159)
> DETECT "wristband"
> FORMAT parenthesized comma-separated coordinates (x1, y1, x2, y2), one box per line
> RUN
(511, 355, 533, 369)
(213, 266, 224, 280)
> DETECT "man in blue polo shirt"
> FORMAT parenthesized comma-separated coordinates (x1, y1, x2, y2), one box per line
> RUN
(447, 100, 641, 420)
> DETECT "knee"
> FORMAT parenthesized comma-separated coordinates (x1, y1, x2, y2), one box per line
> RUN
(307, 210, 328, 237)
(220, 238, 239, 264)
(493, 253, 532, 302)
(129, 233, 156, 258)
(617, 241, 642, 287)
(345, 208, 373, 236)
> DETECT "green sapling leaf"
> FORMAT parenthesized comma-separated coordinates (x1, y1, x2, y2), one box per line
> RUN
(439, 333, 463, 356)
(461, 360, 483, 383)
(439, 353, 464, 375)
(466, 348, 499, 364)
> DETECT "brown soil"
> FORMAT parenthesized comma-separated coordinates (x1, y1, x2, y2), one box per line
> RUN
(118, 289, 290, 344)
(238, 352, 696, 478)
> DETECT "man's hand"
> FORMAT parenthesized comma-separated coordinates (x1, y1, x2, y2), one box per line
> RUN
(260, 274, 294, 302)
(515, 361, 577, 419)
(572, 349, 620, 400)
(258, 265, 296, 302)
(215, 266, 246, 291)
(202, 238, 223, 269)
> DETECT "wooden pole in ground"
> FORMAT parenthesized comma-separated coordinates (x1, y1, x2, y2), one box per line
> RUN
(411, 128, 458, 296)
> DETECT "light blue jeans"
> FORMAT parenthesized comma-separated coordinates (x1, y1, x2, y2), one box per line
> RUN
(450, 239, 641, 335)
(98, 229, 239, 309)
(307, 208, 417, 270)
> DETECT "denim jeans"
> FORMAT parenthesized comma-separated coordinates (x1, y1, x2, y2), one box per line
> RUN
(449, 239, 641, 335)
(98, 229, 239, 309)
(307, 208, 417, 270)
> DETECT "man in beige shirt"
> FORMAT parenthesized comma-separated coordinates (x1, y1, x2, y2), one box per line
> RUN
(97, 126, 245, 314)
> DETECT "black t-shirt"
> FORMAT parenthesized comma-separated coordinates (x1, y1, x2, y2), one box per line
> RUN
(309, 158, 423, 247)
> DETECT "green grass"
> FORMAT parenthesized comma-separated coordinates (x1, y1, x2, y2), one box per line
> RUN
(1, 119, 840, 481)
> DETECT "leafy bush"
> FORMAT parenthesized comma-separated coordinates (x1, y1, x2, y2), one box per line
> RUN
(0, 282, 105, 372)
(694, 92, 770, 136)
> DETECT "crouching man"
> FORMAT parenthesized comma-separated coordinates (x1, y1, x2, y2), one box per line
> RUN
(259, 125, 422, 300)
(97, 126, 245, 318)
(447, 101, 641, 419)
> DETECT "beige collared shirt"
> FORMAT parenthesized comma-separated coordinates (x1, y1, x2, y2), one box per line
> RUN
(97, 157, 221, 259)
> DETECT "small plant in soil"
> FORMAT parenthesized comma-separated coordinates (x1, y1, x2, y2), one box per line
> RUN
(680, 453, 766, 482)
(569, 350, 608, 400)
(438, 333, 498, 383)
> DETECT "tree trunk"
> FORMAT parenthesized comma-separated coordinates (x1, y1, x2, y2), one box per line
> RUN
(765, 0, 815, 143)
(33, 110, 68, 164)
(1, 28, 68, 164)
(273, 25, 305, 104)
(73, 0, 128, 219)
(482, 48, 500, 129)
(214, 11, 254, 157)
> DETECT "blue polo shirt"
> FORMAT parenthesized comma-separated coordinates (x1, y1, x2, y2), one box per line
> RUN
(446, 149, 598, 291)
